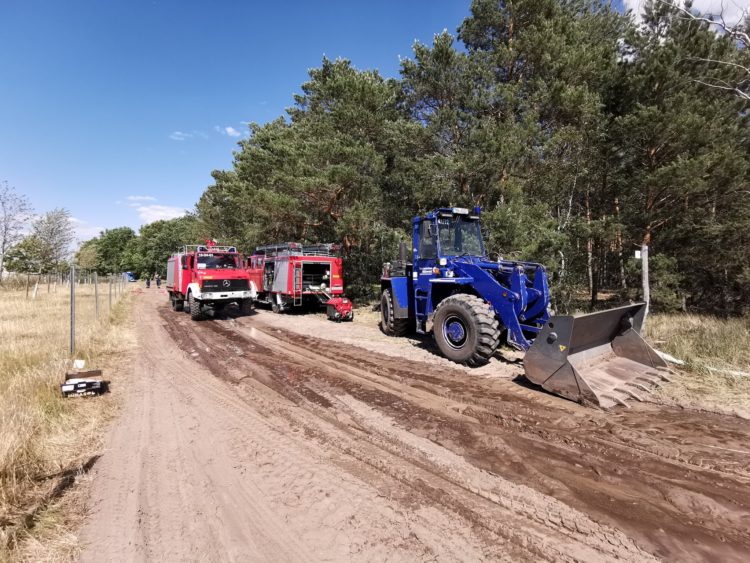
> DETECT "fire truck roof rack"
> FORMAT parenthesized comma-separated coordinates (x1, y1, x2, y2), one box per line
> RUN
(178, 244, 238, 254)
(253, 242, 340, 257)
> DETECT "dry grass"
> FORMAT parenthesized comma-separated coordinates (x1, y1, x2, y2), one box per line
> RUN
(646, 313, 750, 416)
(0, 281, 135, 561)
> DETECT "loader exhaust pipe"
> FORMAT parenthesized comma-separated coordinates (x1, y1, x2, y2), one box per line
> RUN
(524, 303, 669, 408)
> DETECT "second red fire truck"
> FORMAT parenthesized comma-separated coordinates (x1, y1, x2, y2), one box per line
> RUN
(246, 242, 353, 320)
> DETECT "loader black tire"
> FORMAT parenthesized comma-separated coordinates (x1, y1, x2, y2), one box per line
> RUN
(188, 292, 204, 321)
(380, 288, 410, 336)
(240, 298, 253, 315)
(433, 294, 500, 366)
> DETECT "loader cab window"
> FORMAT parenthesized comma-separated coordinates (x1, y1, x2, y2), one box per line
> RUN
(418, 221, 437, 260)
(181, 255, 188, 269)
(196, 253, 238, 269)
(438, 216, 484, 257)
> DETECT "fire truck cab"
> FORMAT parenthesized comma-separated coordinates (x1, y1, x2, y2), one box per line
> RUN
(246, 242, 352, 320)
(166, 241, 257, 320)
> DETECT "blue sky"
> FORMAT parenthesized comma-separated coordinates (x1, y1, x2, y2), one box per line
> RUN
(6, 1, 695, 244)
(0, 0, 473, 242)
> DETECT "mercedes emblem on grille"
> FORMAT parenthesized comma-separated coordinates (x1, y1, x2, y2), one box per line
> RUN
(222, 280, 231, 287)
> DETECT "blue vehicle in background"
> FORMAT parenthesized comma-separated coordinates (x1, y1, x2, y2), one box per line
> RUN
(125, 271, 136, 282)
(379, 206, 670, 409)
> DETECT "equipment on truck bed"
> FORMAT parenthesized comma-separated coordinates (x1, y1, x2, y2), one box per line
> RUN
(166, 240, 256, 321)
(380, 207, 670, 408)
(246, 242, 353, 320)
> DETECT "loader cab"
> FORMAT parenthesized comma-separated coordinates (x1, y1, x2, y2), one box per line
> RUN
(410, 207, 484, 333)
(413, 207, 484, 263)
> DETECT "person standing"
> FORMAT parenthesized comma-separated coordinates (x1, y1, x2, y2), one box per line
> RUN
(155, 273, 161, 288)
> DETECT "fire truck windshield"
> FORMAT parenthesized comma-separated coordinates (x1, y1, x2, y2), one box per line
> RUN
(196, 253, 237, 269)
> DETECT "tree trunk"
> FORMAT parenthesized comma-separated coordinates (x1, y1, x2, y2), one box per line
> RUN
(614, 197, 626, 289)
(586, 189, 596, 307)
(641, 231, 651, 334)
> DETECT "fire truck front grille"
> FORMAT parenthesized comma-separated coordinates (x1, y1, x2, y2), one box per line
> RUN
(201, 279, 249, 292)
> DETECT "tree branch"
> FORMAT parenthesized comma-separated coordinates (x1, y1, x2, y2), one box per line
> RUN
(693, 79, 750, 101)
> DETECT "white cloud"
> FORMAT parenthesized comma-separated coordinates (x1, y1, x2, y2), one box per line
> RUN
(70, 217, 104, 241)
(169, 131, 193, 141)
(126, 195, 156, 202)
(135, 204, 189, 224)
(215, 124, 244, 137)
(170, 129, 210, 141)
(625, 0, 750, 26)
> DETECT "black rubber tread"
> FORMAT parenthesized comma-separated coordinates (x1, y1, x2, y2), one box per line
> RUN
(240, 299, 253, 315)
(173, 298, 184, 312)
(189, 292, 204, 321)
(433, 294, 501, 366)
(380, 288, 410, 336)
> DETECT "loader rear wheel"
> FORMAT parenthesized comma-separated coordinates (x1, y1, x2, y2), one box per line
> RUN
(380, 288, 410, 336)
(433, 294, 500, 366)
(189, 293, 204, 321)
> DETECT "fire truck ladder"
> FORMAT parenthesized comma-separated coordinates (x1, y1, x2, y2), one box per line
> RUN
(293, 262, 303, 307)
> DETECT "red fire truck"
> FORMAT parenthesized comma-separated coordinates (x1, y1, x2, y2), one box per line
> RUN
(246, 242, 353, 320)
(166, 241, 256, 320)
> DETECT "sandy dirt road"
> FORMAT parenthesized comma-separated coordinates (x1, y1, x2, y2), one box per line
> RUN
(80, 291, 750, 562)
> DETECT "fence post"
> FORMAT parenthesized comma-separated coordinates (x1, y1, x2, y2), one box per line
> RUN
(109, 276, 112, 310)
(94, 272, 99, 319)
(70, 265, 75, 356)
(25, 273, 30, 299)
(32, 276, 39, 300)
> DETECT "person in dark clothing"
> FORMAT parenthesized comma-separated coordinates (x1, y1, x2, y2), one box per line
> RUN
(145, 277, 151, 288)
(155, 273, 161, 288)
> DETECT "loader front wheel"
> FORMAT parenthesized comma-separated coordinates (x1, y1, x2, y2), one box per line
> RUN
(189, 293, 204, 321)
(380, 288, 410, 336)
(433, 294, 500, 366)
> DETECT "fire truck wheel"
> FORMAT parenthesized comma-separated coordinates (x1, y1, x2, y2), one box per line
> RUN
(271, 302, 283, 314)
(173, 298, 184, 312)
(240, 299, 253, 315)
(189, 293, 204, 321)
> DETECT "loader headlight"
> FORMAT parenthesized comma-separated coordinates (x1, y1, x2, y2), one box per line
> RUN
(445, 270, 454, 278)
(438, 258, 447, 266)
(432, 267, 441, 276)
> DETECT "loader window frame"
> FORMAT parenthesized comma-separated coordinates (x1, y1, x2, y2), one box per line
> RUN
(418, 221, 437, 260)
(438, 216, 484, 257)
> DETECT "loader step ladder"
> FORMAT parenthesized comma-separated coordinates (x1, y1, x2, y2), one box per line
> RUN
(293, 262, 303, 307)
(414, 290, 429, 334)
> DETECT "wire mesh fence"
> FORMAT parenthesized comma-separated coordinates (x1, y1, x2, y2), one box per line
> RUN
(0, 269, 131, 357)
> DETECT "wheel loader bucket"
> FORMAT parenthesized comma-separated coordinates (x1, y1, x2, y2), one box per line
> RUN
(524, 304, 670, 408)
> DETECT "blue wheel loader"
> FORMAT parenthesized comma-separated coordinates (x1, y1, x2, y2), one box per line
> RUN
(380, 207, 671, 408)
